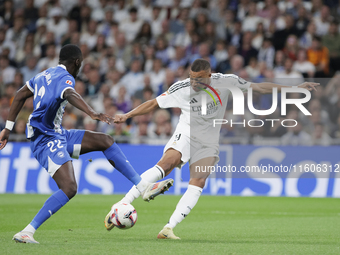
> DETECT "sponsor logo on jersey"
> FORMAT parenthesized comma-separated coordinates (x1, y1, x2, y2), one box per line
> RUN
(192, 100, 220, 115)
(66, 80, 73, 85)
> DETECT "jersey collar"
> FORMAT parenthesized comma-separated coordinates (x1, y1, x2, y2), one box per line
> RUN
(57, 64, 67, 70)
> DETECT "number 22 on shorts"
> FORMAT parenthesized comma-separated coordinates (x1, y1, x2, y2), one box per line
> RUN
(47, 140, 63, 152)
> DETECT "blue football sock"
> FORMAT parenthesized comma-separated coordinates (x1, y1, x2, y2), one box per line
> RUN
(103, 143, 141, 186)
(30, 189, 69, 230)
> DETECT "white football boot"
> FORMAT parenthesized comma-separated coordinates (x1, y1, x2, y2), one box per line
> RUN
(104, 210, 115, 231)
(142, 179, 174, 202)
(13, 231, 39, 244)
(157, 227, 180, 239)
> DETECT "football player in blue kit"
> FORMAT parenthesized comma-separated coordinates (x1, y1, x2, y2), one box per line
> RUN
(0, 44, 173, 244)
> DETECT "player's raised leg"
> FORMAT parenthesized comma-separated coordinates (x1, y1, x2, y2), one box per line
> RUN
(157, 157, 216, 239)
(13, 161, 76, 244)
(80, 130, 173, 202)
(120, 148, 182, 204)
(81, 131, 148, 192)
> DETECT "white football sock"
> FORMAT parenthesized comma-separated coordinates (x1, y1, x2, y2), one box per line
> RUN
(22, 224, 36, 234)
(135, 179, 149, 193)
(165, 184, 202, 229)
(121, 165, 165, 204)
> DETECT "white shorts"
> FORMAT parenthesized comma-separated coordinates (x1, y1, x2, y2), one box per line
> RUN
(163, 131, 220, 169)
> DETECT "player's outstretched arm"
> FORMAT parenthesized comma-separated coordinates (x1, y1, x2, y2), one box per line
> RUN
(250, 82, 320, 94)
(0, 84, 33, 150)
(64, 88, 113, 125)
(114, 99, 159, 123)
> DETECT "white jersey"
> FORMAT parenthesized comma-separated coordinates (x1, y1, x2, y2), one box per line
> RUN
(156, 73, 251, 145)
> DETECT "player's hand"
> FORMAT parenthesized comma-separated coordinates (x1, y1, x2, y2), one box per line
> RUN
(114, 114, 128, 123)
(297, 82, 320, 91)
(92, 113, 114, 125)
(0, 128, 10, 150)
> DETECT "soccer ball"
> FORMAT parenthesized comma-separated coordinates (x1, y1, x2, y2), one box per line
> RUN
(109, 203, 137, 229)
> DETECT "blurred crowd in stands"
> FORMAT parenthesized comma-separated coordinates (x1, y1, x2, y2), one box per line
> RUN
(1, 0, 340, 145)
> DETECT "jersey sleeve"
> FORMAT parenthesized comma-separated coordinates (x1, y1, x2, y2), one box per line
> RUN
(156, 81, 188, 108)
(217, 73, 251, 92)
(233, 75, 251, 92)
(57, 75, 76, 100)
(156, 90, 180, 109)
(26, 77, 34, 93)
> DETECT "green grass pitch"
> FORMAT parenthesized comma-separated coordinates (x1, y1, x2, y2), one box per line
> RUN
(0, 194, 339, 255)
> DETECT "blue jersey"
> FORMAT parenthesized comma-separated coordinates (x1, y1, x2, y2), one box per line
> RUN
(26, 65, 75, 139)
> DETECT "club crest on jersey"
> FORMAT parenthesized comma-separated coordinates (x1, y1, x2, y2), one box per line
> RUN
(66, 80, 73, 85)
(57, 151, 64, 158)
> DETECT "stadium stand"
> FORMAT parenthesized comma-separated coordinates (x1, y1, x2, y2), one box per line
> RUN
(1, 0, 340, 145)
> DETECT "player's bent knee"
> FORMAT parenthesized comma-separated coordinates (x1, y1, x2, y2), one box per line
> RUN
(94, 133, 114, 151)
(102, 134, 114, 149)
(63, 182, 77, 199)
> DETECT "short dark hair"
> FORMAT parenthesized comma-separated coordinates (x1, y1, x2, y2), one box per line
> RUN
(59, 44, 82, 63)
(263, 37, 272, 43)
(143, 87, 153, 94)
(191, 59, 211, 72)
(129, 6, 137, 13)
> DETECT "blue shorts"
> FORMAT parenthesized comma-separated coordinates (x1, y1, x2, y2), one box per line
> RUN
(30, 129, 85, 177)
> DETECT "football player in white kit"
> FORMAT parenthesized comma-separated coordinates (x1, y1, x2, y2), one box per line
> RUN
(105, 59, 319, 239)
